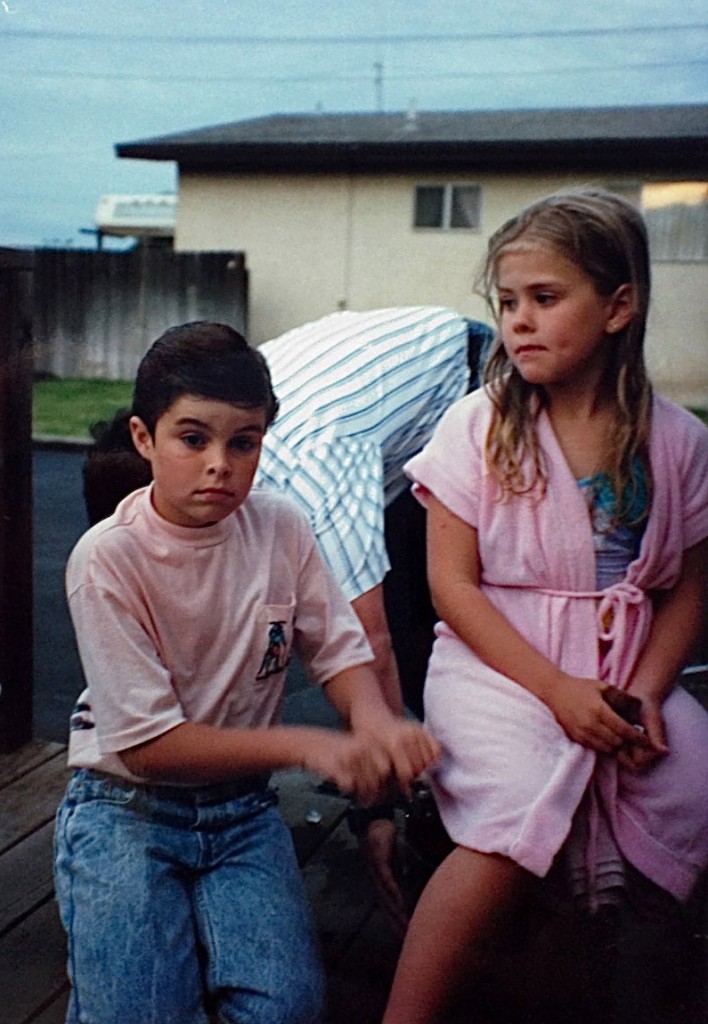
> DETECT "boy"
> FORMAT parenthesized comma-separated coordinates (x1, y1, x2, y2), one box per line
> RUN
(54, 322, 439, 1024)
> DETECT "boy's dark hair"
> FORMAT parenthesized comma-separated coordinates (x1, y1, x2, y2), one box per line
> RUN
(132, 321, 279, 436)
(83, 408, 152, 525)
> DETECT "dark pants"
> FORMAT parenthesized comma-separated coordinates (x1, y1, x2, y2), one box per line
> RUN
(383, 487, 437, 720)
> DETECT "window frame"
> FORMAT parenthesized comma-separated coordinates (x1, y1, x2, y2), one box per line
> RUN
(413, 183, 482, 232)
(607, 180, 708, 263)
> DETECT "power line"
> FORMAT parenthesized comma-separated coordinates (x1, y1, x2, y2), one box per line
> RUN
(2, 23, 707, 46)
(2, 57, 704, 85)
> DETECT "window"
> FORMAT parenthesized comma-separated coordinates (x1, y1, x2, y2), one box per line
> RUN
(642, 182, 708, 262)
(413, 184, 481, 230)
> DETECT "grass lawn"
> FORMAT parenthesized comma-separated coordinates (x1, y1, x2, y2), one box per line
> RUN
(33, 378, 133, 438)
(32, 377, 708, 439)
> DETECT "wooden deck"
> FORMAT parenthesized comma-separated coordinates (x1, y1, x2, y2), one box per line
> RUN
(2, 734, 707, 1024)
(0, 740, 402, 1024)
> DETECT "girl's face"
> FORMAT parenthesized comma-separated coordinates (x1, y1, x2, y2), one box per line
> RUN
(130, 394, 267, 528)
(495, 244, 632, 398)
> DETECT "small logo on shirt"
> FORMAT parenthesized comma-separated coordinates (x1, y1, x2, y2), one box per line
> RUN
(256, 621, 290, 679)
(69, 701, 95, 731)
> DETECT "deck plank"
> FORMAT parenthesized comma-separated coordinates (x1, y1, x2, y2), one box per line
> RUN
(0, 820, 55, 934)
(0, 753, 71, 854)
(4, 743, 704, 1024)
(0, 741, 66, 790)
(0, 899, 68, 1024)
(24, 993, 69, 1024)
(302, 817, 378, 968)
(272, 768, 349, 864)
(324, 905, 400, 1024)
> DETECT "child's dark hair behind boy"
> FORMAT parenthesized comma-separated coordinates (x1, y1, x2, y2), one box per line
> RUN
(83, 409, 152, 526)
(132, 321, 279, 435)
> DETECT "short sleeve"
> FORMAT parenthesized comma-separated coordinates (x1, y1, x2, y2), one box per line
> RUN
(404, 390, 492, 529)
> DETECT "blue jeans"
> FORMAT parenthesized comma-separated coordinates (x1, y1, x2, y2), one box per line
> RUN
(54, 770, 324, 1024)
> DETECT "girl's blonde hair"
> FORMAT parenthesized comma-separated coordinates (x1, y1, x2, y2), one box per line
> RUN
(477, 187, 653, 522)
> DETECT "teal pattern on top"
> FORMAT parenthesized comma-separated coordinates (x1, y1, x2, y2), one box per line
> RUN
(578, 459, 649, 589)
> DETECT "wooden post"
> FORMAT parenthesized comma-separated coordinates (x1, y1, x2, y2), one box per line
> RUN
(0, 249, 34, 751)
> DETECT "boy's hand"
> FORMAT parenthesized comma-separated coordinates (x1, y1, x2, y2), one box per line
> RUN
(301, 731, 394, 807)
(354, 718, 441, 800)
(319, 665, 439, 800)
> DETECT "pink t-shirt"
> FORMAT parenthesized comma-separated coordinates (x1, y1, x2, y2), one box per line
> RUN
(66, 485, 372, 780)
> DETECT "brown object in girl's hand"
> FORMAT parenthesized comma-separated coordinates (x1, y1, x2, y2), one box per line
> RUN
(601, 685, 643, 726)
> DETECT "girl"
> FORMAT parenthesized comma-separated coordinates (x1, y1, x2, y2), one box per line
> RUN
(382, 189, 708, 1023)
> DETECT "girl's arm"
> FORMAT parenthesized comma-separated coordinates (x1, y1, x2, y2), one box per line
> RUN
(629, 537, 707, 702)
(619, 536, 708, 770)
(427, 494, 647, 754)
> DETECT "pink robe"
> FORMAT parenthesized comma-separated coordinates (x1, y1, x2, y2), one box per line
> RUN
(405, 390, 708, 901)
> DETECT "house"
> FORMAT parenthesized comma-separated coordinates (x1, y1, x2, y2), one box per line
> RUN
(117, 105, 708, 406)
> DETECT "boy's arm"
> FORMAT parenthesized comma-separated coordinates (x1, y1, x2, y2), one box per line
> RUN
(120, 659, 440, 804)
(322, 663, 440, 799)
(120, 719, 391, 807)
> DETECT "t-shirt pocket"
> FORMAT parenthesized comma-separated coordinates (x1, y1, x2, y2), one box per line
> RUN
(254, 603, 295, 683)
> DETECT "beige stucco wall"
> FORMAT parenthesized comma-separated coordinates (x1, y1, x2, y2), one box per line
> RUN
(646, 261, 708, 407)
(176, 171, 707, 407)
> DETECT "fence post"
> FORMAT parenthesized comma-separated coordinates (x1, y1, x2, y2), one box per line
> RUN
(0, 249, 34, 751)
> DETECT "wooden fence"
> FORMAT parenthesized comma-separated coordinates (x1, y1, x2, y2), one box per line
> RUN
(0, 250, 34, 751)
(0, 243, 248, 749)
(32, 246, 249, 381)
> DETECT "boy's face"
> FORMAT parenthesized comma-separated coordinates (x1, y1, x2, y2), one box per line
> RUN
(130, 394, 267, 528)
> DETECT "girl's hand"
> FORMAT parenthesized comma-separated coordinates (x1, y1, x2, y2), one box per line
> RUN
(355, 719, 441, 800)
(547, 676, 652, 754)
(616, 694, 669, 772)
(301, 731, 393, 807)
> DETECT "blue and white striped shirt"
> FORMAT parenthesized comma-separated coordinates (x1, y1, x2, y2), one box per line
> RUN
(254, 306, 473, 600)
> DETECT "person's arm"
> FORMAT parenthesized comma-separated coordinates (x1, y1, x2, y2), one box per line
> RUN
(426, 494, 649, 754)
(351, 584, 405, 716)
(348, 587, 417, 934)
(619, 536, 708, 770)
(326, 657, 440, 936)
(323, 663, 440, 798)
(630, 537, 707, 701)
(119, 718, 391, 806)
(120, 661, 439, 803)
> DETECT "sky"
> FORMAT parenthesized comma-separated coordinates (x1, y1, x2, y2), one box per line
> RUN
(2, 0, 707, 249)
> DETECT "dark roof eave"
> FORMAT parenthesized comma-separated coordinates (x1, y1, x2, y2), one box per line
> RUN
(116, 138, 707, 175)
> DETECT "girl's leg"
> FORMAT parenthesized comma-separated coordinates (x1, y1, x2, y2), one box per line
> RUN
(383, 845, 529, 1024)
